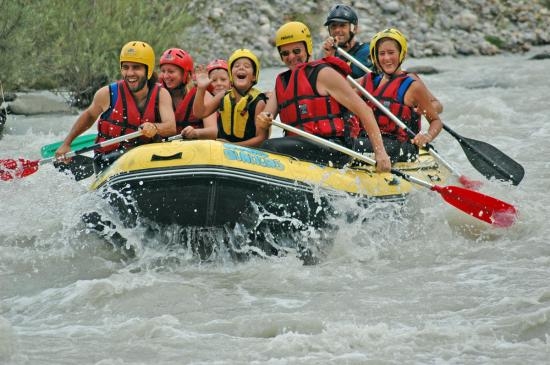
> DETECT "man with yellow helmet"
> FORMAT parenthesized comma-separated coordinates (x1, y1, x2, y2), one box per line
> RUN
(257, 21, 391, 172)
(193, 48, 268, 147)
(355, 28, 443, 162)
(55, 41, 176, 172)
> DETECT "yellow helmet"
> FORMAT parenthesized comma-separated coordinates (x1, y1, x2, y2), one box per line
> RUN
(370, 28, 408, 71)
(120, 41, 155, 80)
(275, 21, 313, 56)
(227, 48, 260, 84)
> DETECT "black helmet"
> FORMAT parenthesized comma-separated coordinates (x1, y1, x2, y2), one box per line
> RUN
(324, 4, 358, 26)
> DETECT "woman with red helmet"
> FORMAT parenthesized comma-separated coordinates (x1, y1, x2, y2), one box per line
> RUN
(159, 48, 217, 140)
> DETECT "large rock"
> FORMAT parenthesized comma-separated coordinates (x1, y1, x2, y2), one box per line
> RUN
(530, 51, 550, 60)
(406, 65, 440, 75)
(8, 91, 75, 115)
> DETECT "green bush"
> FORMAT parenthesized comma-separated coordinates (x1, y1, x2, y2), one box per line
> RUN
(0, 0, 193, 106)
(485, 35, 505, 49)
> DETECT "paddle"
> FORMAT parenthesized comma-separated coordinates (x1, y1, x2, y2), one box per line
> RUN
(271, 119, 517, 228)
(41, 133, 98, 158)
(440, 124, 524, 186)
(0, 130, 143, 181)
(335, 46, 524, 186)
(40, 133, 98, 181)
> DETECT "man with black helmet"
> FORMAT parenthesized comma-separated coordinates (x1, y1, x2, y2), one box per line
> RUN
(322, 4, 373, 78)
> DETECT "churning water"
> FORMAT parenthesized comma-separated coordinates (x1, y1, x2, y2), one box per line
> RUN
(1, 46, 549, 364)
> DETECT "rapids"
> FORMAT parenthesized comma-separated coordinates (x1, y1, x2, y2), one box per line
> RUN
(1, 47, 549, 364)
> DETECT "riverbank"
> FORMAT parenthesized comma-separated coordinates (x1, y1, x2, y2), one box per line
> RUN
(3, 46, 549, 117)
(183, 0, 550, 66)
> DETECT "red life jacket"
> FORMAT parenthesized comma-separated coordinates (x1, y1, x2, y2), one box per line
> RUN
(361, 72, 420, 142)
(173, 86, 203, 133)
(275, 57, 359, 139)
(96, 80, 160, 153)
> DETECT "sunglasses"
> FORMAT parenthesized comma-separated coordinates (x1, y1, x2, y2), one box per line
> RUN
(279, 48, 303, 57)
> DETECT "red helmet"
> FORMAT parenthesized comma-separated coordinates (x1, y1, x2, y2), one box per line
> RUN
(159, 48, 194, 82)
(207, 59, 228, 75)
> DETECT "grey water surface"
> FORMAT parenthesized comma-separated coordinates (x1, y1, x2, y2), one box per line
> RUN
(1, 47, 549, 364)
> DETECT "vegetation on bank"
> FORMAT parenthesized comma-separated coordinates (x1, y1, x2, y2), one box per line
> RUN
(2, 0, 549, 108)
(0, 0, 193, 107)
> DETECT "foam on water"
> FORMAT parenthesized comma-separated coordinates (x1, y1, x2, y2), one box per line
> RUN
(2, 47, 550, 364)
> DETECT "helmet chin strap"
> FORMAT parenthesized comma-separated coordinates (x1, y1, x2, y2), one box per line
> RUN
(166, 71, 190, 93)
(171, 83, 186, 92)
(382, 62, 403, 79)
(346, 31, 355, 47)
(348, 24, 356, 45)
(234, 85, 252, 97)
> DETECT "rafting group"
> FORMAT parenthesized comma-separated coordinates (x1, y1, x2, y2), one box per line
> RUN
(1, 5, 523, 231)
(52, 4, 444, 175)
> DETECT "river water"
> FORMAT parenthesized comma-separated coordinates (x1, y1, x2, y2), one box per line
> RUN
(1, 47, 549, 364)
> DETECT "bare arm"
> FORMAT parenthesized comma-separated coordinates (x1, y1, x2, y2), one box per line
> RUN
(153, 87, 177, 137)
(193, 64, 223, 118)
(181, 111, 218, 140)
(255, 90, 278, 131)
(54, 86, 111, 159)
(236, 99, 268, 147)
(317, 67, 391, 172)
(409, 73, 443, 114)
(405, 81, 443, 147)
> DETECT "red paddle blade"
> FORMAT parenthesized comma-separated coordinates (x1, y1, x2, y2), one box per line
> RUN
(458, 175, 483, 190)
(432, 185, 517, 227)
(0, 158, 40, 181)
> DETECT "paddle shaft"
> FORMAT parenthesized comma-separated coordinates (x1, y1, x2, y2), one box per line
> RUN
(1, 81, 8, 116)
(40, 130, 143, 165)
(271, 120, 432, 189)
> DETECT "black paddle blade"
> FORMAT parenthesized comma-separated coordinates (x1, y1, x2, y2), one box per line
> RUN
(443, 125, 525, 185)
(53, 155, 95, 181)
(458, 136, 524, 185)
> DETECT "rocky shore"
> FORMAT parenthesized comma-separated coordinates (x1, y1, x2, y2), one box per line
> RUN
(3, 0, 550, 116)
(184, 0, 550, 65)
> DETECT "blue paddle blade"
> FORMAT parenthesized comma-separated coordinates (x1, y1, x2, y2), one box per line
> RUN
(40, 133, 97, 158)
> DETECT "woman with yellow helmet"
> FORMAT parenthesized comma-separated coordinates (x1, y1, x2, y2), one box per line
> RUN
(355, 28, 443, 162)
(55, 41, 176, 173)
(256, 21, 391, 172)
(193, 48, 268, 147)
